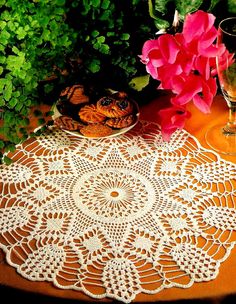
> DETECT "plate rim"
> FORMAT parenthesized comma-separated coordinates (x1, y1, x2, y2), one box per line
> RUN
(51, 98, 140, 139)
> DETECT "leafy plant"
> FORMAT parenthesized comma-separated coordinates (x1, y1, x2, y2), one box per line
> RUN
(0, 0, 77, 163)
(147, 0, 235, 30)
(65, 0, 156, 90)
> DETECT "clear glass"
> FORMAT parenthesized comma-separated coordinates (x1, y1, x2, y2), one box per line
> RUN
(205, 17, 236, 155)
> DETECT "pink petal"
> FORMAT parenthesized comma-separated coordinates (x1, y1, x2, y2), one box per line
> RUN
(183, 10, 216, 42)
(192, 78, 217, 113)
(148, 50, 165, 67)
(170, 74, 186, 93)
(146, 61, 159, 79)
(158, 34, 180, 64)
(194, 56, 210, 79)
(171, 75, 202, 105)
(159, 106, 191, 141)
(198, 27, 217, 53)
(140, 39, 159, 61)
(157, 64, 183, 89)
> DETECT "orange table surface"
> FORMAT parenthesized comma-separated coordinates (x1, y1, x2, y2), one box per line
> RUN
(0, 93, 236, 303)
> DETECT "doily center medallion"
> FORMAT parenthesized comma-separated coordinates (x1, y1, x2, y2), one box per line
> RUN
(72, 168, 156, 222)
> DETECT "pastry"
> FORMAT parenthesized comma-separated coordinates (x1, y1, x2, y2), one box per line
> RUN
(112, 91, 128, 100)
(96, 96, 133, 118)
(78, 104, 106, 123)
(105, 115, 135, 129)
(80, 123, 113, 137)
(60, 84, 89, 105)
(54, 115, 83, 131)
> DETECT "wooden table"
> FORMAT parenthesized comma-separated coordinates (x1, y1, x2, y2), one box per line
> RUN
(0, 93, 236, 303)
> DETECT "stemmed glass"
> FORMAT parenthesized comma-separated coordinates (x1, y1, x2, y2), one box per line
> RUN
(205, 17, 236, 155)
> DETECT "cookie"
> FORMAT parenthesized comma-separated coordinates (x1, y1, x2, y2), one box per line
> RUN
(60, 84, 89, 105)
(105, 115, 135, 129)
(78, 104, 106, 123)
(54, 115, 83, 131)
(80, 123, 113, 137)
(96, 96, 133, 118)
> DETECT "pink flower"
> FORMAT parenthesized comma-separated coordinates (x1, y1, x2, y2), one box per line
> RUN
(140, 10, 226, 140)
(170, 74, 217, 113)
(182, 10, 216, 43)
(158, 106, 191, 141)
(140, 34, 181, 80)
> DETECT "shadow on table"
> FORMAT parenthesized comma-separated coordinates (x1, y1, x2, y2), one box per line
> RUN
(0, 285, 236, 304)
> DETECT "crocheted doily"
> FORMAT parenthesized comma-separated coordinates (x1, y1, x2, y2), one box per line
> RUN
(0, 121, 236, 303)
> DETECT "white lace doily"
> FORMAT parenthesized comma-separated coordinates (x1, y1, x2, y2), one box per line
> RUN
(0, 120, 236, 303)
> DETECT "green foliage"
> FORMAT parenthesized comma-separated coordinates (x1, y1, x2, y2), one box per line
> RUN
(129, 75, 150, 92)
(148, 0, 221, 28)
(0, 0, 77, 162)
(228, 0, 236, 14)
(66, 0, 155, 89)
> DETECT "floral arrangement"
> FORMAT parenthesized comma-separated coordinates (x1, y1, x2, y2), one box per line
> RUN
(140, 10, 231, 141)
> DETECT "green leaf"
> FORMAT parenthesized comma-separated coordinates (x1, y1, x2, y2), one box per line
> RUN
(153, 0, 171, 14)
(0, 140, 4, 149)
(45, 110, 54, 117)
(99, 10, 110, 21)
(19, 118, 29, 126)
(0, 29, 11, 45)
(12, 46, 20, 55)
(55, 0, 66, 6)
(92, 0, 100, 7)
(148, 0, 158, 19)
(0, 97, 5, 106)
(8, 97, 18, 108)
(3, 81, 12, 101)
(154, 18, 170, 30)
(93, 42, 100, 50)
(91, 30, 99, 37)
(228, 0, 236, 13)
(129, 75, 150, 91)
(176, 0, 203, 18)
(2, 10, 11, 21)
(16, 27, 27, 40)
(101, 0, 110, 9)
(43, 83, 54, 93)
(0, 56, 6, 64)
(0, 21, 6, 30)
(107, 31, 115, 37)
(120, 33, 130, 41)
(7, 20, 17, 32)
(37, 118, 45, 126)
(97, 36, 105, 43)
(6, 143, 16, 152)
(15, 102, 23, 112)
(88, 59, 101, 73)
(149, 0, 170, 29)
(4, 111, 15, 123)
(3, 156, 13, 165)
(0, 78, 6, 91)
(100, 44, 110, 54)
(208, 0, 221, 11)
(6, 54, 25, 70)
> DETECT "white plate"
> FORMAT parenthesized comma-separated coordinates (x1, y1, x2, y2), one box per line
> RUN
(51, 100, 140, 139)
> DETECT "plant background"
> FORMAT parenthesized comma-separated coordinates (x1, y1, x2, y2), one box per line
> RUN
(0, 0, 235, 163)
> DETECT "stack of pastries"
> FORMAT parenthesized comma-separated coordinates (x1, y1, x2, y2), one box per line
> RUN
(53, 85, 138, 137)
